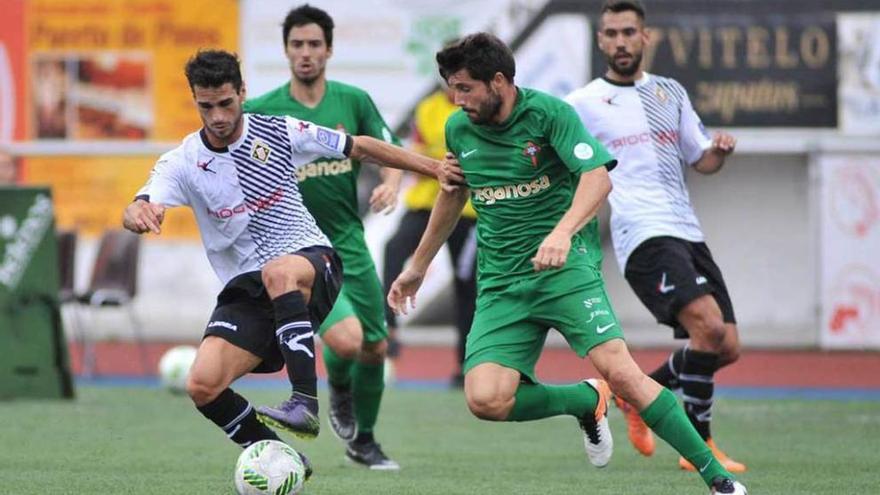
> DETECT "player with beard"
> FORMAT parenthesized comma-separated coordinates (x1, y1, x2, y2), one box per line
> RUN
(389, 33, 746, 494)
(565, 0, 745, 472)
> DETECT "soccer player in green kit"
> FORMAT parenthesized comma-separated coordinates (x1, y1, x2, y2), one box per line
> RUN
(245, 4, 400, 470)
(388, 33, 747, 494)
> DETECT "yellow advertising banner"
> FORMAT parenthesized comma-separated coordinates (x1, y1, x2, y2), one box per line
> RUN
(24, 156, 199, 239)
(28, 0, 239, 141)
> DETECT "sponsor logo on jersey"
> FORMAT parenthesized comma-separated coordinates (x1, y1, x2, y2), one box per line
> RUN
(522, 141, 541, 167)
(296, 159, 353, 182)
(472, 175, 551, 205)
(251, 140, 271, 163)
(205, 188, 284, 219)
(601, 94, 619, 106)
(316, 127, 340, 149)
(608, 130, 679, 150)
(197, 157, 216, 173)
(655, 86, 669, 104)
(574, 142, 594, 160)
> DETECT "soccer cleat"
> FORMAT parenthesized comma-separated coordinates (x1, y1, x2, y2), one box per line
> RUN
(345, 440, 401, 471)
(613, 395, 655, 456)
(679, 438, 747, 473)
(297, 451, 314, 481)
(709, 476, 748, 494)
(256, 392, 320, 440)
(579, 379, 614, 468)
(328, 384, 357, 442)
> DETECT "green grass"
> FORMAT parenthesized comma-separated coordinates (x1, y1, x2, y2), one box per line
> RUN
(1, 386, 878, 494)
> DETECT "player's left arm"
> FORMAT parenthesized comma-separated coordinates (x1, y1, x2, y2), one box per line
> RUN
(349, 136, 439, 178)
(677, 82, 735, 174)
(692, 131, 736, 174)
(533, 101, 616, 271)
(533, 167, 611, 271)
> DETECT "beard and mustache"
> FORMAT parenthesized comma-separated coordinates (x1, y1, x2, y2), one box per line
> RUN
(607, 49, 643, 77)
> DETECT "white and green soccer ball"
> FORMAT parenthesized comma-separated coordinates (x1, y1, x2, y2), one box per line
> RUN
(157, 345, 197, 394)
(234, 440, 306, 495)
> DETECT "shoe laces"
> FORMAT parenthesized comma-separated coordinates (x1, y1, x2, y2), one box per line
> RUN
(580, 416, 602, 445)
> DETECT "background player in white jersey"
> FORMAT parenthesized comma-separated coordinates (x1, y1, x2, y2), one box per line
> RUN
(122, 50, 439, 474)
(565, 0, 745, 472)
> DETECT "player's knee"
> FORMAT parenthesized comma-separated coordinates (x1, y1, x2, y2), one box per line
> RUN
(465, 389, 511, 421)
(718, 342, 741, 367)
(359, 339, 387, 365)
(261, 263, 290, 297)
(688, 316, 727, 351)
(330, 335, 361, 360)
(186, 373, 223, 406)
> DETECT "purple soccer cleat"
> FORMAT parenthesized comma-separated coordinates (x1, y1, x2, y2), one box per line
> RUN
(256, 392, 320, 440)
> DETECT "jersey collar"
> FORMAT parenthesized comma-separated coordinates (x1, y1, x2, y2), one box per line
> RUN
(198, 114, 250, 154)
(602, 72, 651, 87)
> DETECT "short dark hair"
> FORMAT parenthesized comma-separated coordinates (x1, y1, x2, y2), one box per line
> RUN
(283, 4, 334, 47)
(184, 50, 243, 92)
(435, 33, 515, 84)
(600, 0, 646, 20)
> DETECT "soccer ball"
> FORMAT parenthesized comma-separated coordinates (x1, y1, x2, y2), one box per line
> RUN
(157, 345, 197, 394)
(234, 440, 306, 495)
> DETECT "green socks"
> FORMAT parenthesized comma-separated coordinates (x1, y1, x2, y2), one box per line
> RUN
(323, 345, 353, 388)
(640, 388, 731, 486)
(507, 382, 598, 422)
(351, 361, 385, 433)
(323, 346, 386, 434)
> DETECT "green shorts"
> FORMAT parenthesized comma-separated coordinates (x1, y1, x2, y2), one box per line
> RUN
(317, 253, 388, 343)
(463, 265, 624, 383)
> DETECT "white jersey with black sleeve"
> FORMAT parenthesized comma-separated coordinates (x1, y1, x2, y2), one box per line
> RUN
(136, 113, 350, 285)
(565, 73, 713, 272)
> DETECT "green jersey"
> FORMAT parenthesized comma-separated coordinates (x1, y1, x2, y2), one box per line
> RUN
(244, 81, 398, 265)
(446, 87, 615, 289)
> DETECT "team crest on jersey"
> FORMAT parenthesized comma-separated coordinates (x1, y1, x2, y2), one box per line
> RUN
(252, 140, 272, 163)
(523, 141, 541, 167)
(655, 86, 669, 104)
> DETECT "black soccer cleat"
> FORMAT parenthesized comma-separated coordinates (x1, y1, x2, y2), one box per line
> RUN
(710, 476, 748, 494)
(345, 440, 400, 471)
(297, 451, 314, 481)
(328, 384, 357, 442)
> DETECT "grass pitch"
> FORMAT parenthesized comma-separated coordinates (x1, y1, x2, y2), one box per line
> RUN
(1, 384, 877, 494)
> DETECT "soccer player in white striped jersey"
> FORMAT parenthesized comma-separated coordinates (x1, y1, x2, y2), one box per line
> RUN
(122, 50, 439, 475)
(565, 0, 746, 474)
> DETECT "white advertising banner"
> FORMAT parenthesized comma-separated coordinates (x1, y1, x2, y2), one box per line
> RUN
(838, 13, 880, 135)
(819, 153, 880, 349)
(240, 0, 579, 129)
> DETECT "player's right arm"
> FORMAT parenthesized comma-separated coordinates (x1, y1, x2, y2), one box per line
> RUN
(387, 180, 469, 315)
(123, 153, 189, 235)
(123, 200, 166, 234)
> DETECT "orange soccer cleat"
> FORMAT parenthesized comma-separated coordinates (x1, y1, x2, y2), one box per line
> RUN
(613, 395, 655, 456)
(679, 438, 747, 473)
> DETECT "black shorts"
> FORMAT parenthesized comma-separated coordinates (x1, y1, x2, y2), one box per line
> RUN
(203, 245, 343, 373)
(624, 236, 736, 339)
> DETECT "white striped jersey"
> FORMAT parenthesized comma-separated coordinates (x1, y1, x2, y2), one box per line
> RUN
(136, 113, 350, 285)
(565, 73, 712, 272)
